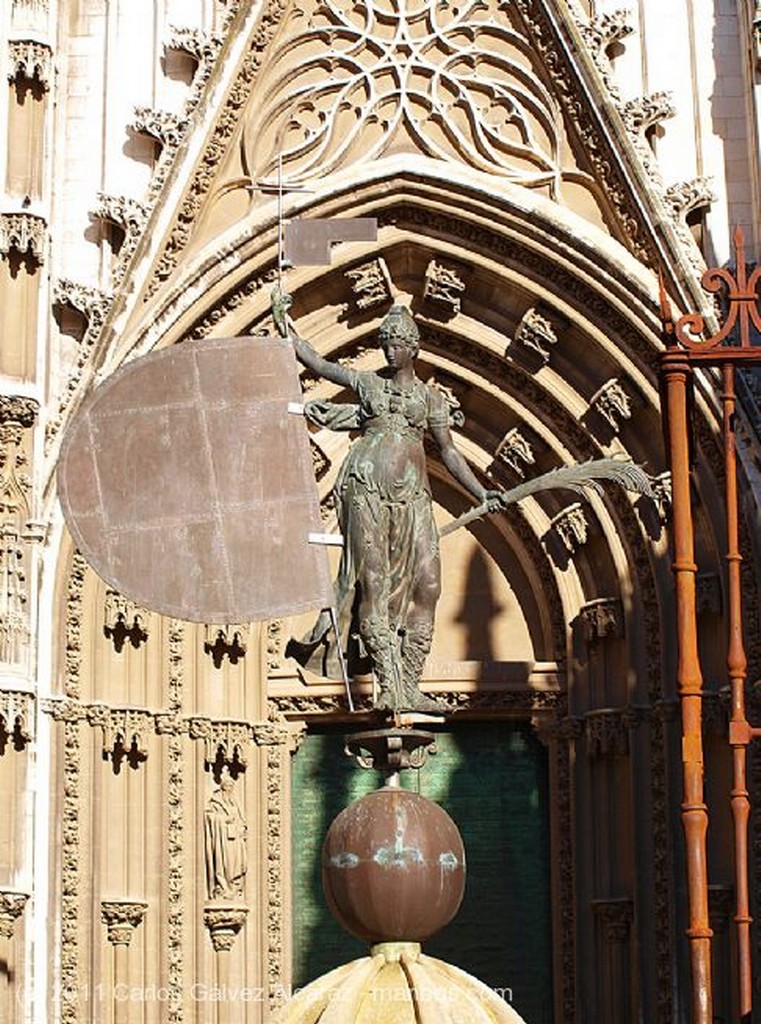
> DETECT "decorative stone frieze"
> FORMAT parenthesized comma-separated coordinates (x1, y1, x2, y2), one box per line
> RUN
(579, 598, 624, 644)
(550, 502, 589, 555)
(7, 39, 52, 88)
(589, 378, 632, 433)
(578, 9, 633, 98)
(203, 624, 246, 667)
(494, 427, 536, 477)
(344, 258, 392, 310)
(0, 890, 29, 938)
(204, 906, 248, 952)
(101, 901, 147, 946)
(513, 307, 557, 364)
(0, 212, 46, 263)
(423, 258, 467, 314)
(90, 192, 148, 239)
(104, 590, 148, 652)
(131, 107, 190, 150)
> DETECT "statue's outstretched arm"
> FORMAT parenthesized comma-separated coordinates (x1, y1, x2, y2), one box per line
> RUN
(272, 287, 355, 390)
(430, 420, 504, 510)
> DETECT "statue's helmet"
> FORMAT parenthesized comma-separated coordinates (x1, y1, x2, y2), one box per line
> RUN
(378, 305, 420, 353)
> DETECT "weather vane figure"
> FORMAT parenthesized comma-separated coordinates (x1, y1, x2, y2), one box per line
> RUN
(272, 289, 505, 712)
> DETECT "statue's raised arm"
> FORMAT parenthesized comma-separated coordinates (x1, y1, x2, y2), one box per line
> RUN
(276, 294, 499, 715)
(271, 287, 356, 391)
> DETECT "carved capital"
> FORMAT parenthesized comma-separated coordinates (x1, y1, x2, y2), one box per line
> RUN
(0, 890, 29, 938)
(579, 598, 624, 644)
(585, 708, 637, 757)
(204, 906, 248, 952)
(101, 901, 147, 946)
(0, 212, 46, 263)
(0, 395, 38, 429)
(104, 591, 148, 652)
(345, 258, 392, 310)
(513, 307, 557, 364)
(494, 427, 536, 478)
(87, 705, 150, 765)
(131, 107, 190, 149)
(8, 39, 52, 88)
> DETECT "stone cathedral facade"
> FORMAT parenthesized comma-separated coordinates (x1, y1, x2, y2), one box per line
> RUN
(0, 0, 760, 1021)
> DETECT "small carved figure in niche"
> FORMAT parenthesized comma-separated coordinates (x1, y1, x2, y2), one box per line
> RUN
(272, 290, 504, 713)
(204, 775, 247, 901)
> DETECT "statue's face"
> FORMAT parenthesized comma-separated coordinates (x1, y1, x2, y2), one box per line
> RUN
(381, 334, 416, 370)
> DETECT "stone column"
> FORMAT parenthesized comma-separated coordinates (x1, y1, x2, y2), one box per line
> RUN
(101, 901, 147, 1024)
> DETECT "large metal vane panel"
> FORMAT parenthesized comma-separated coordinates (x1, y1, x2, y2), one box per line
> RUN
(58, 336, 333, 623)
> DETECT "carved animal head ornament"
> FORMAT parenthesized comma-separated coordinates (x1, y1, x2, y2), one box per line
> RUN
(378, 304, 420, 353)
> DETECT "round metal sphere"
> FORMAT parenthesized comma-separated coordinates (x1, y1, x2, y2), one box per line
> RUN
(322, 787, 466, 943)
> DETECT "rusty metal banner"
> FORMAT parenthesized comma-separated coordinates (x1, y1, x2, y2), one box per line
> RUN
(58, 335, 333, 623)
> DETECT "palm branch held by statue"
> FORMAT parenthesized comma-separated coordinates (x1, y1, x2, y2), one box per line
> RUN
(272, 288, 654, 713)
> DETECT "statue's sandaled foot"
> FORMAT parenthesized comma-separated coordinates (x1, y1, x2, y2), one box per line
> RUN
(400, 691, 448, 714)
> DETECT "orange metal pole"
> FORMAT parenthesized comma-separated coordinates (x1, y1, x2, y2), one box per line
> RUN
(660, 344, 713, 1024)
(722, 362, 753, 1016)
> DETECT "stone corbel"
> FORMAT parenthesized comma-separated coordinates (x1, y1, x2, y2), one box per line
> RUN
(165, 25, 222, 68)
(494, 427, 536, 478)
(90, 192, 148, 240)
(512, 307, 557, 365)
(104, 590, 148, 652)
(664, 177, 716, 227)
(588, 378, 633, 433)
(579, 10, 633, 97)
(423, 258, 468, 314)
(203, 906, 248, 952)
(579, 598, 624, 645)
(0, 689, 35, 747)
(131, 106, 190, 150)
(345, 257, 393, 310)
(0, 212, 46, 264)
(550, 502, 589, 555)
(203, 624, 246, 668)
(101, 900, 147, 946)
(52, 278, 113, 333)
(585, 708, 639, 757)
(7, 39, 52, 89)
(87, 705, 150, 767)
(620, 92, 676, 182)
(189, 718, 250, 772)
(0, 890, 29, 938)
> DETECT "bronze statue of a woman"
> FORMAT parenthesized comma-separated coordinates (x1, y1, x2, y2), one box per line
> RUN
(273, 291, 503, 712)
